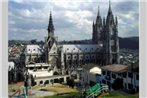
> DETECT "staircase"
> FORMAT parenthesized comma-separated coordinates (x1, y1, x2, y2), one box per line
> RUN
(86, 83, 109, 98)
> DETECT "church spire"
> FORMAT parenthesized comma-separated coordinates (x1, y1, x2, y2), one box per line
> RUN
(115, 16, 118, 26)
(97, 6, 100, 17)
(47, 11, 54, 37)
(93, 20, 95, 27)
(108, 0, 112, 15)
(96, 6, 102, 27)
(103, 17, 106, 26)
(106, 0, 115, 26)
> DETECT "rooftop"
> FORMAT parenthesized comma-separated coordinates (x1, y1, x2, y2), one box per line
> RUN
(62, 44, 101, 53)
(25, 44, 44, 54)
(101, 64, 128, 73)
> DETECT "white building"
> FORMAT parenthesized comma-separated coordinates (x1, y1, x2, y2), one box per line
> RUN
(101, 64, 139, 92)
(25, 45, 45, 64)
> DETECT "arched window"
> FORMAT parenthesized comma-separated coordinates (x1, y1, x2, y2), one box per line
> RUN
(40, 81, 43, 84)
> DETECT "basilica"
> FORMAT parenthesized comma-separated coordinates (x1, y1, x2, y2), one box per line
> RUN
(24, 1, 120, 75)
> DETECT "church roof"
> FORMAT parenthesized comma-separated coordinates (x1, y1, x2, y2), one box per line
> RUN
(62, 44, 100, 53)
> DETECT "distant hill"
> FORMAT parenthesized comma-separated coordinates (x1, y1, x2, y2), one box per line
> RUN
(59, 37, 139, 50)
(9, 37, 139, 50)
(119, 37, 139, 50)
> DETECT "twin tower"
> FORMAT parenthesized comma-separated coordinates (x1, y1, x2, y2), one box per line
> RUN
(47, 1, 120, 65)
(92, 1, 120, 64)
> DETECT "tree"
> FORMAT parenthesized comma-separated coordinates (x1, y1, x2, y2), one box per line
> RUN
(67, 78, 75, 88)
(31, 39, 37, 44)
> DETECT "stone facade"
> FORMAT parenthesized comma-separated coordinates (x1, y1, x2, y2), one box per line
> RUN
(92, 2, 120, 65)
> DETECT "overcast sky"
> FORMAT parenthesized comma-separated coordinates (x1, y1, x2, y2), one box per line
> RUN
(8, 0, 139, 41)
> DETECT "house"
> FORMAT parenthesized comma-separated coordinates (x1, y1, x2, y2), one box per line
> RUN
(123, 63, 139, 92)
(101, 64, 139, 92)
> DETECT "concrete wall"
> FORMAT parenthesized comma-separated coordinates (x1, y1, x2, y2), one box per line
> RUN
(34, 75, 70, 85)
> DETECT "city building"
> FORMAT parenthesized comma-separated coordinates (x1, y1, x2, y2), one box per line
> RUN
(101, 64, 139, 92)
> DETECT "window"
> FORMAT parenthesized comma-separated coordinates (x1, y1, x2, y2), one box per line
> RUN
(102, 80, 106, 84)
(40, 81, 43, 84)
(128, 72, 133, 78)
(28, 49, 30, 51)
(107, 71, 110, 76)
(67, 48, 69, 50)
(123, 73, 127, 78)
(128, 83, 133, 89)
(29, 67, 34, 70)
(102, 71, 106, 75)
(74, 56, 77, 59)
(33, 49, 35, 51)
(112, 73, 116, 79)
(136, 74, 139, 80)
(73, 48, 75, 50)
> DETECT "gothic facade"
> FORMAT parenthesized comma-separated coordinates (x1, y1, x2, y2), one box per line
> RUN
(44, 12, 60, 72)
(92, 2, 120, 64)
(23, 1, 120, 75)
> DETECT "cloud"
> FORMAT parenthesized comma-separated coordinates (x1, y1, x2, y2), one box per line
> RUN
(8, 0, 139, 41)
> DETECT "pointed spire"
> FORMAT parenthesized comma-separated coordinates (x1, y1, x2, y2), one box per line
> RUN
(96, 6, 102, 27)
(108, 0, 112, 15)
(93, 20, 95, 26)
(106, 0, 115, 26)
(103, 17, 106, 26)
(97, 6, 100, 17)
(48, 11, 54, 35)
(115, 16, 118, 26)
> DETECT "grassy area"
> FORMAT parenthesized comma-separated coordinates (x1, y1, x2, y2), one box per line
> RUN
(39, 91, 139, 98)
(102, 91, 139, 98)
(32, 83, 78, 93)
(40, 92, 81, 98)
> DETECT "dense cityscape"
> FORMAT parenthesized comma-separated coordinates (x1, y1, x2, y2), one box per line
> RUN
(8, 1, 139, 98)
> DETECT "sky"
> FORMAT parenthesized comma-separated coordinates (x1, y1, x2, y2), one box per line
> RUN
(8, 0, 139, 41)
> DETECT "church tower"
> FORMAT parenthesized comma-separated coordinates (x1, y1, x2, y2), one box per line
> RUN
(45, 11, 56, 63)
(103, 0, 120, 64)
(92, 0, 120, 65)
(47, 11, 54, 37)
(92, 6, 103, 44)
